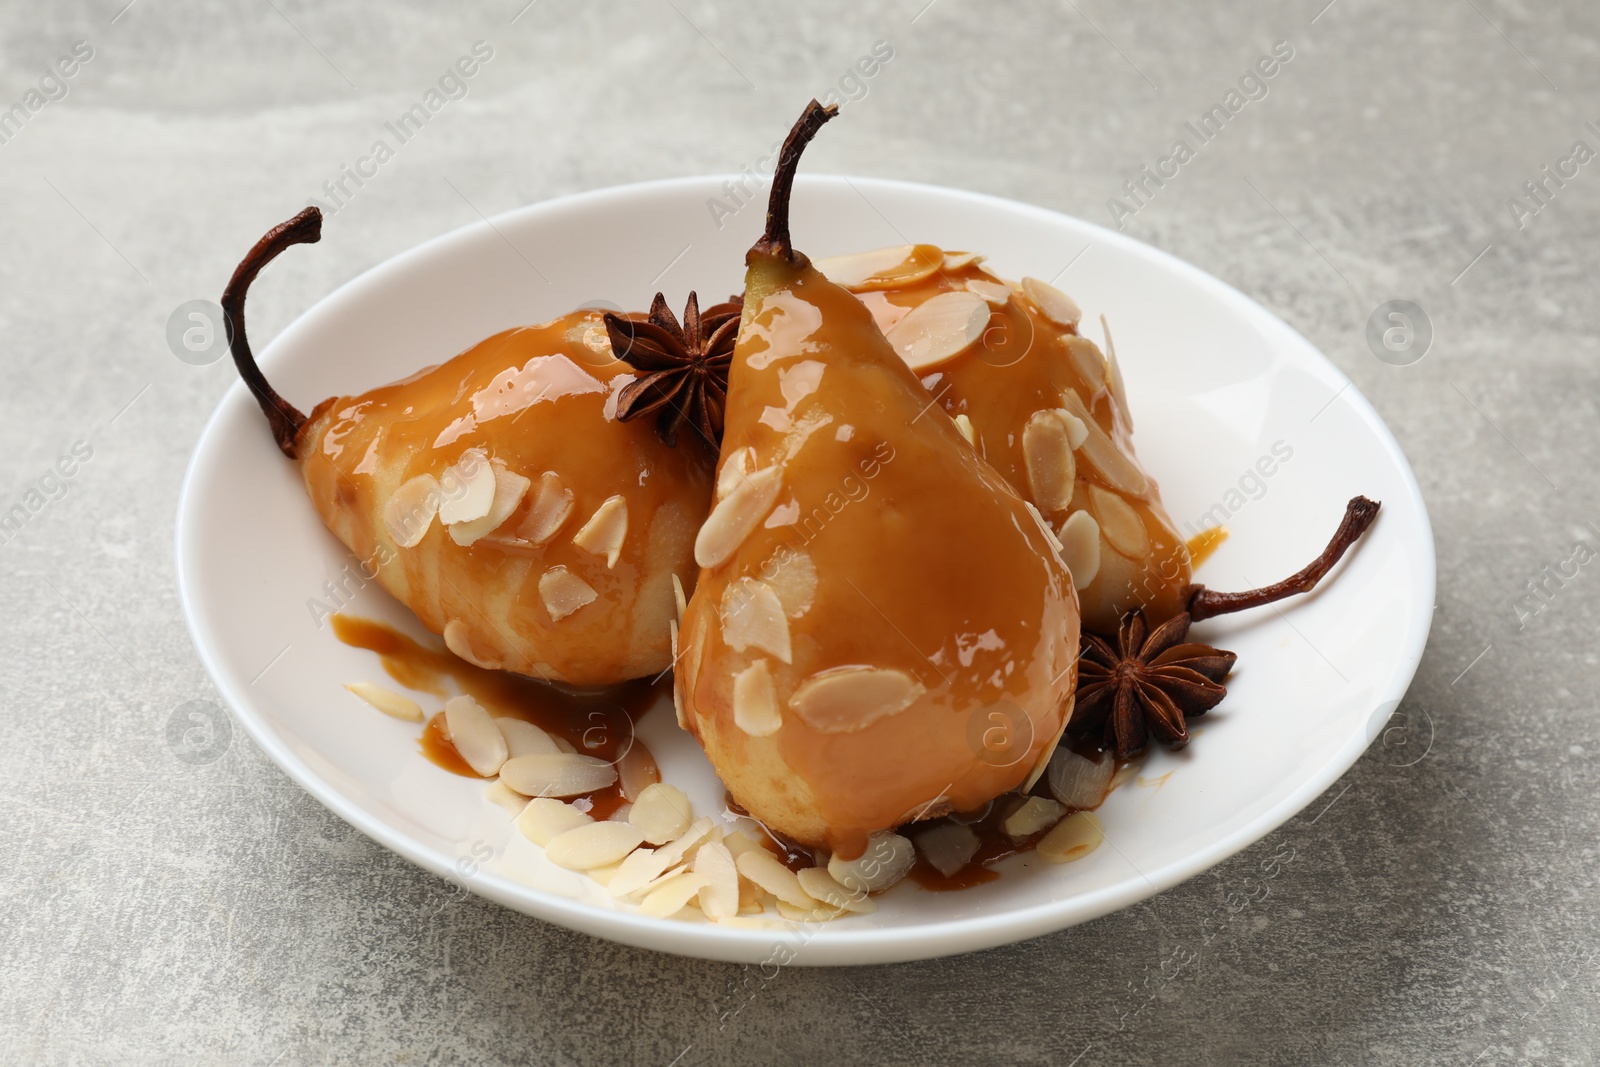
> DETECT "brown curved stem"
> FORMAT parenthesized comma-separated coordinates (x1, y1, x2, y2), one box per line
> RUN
(1186, 496, 1381, 622)
(750, 100, 838, 264)
(221, 207, 322, 458)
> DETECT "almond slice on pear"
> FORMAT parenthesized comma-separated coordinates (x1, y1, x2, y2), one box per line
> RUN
(383, 474, 440, 548)
(449, 466, 531, 546)
(571, 494, 629, 567)
(438, 448, 496, 524)
(885, 290, 990, 372)
(789, 666, 924, 734)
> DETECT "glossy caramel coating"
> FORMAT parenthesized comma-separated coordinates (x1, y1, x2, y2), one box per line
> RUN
(676, 256, 1080, 856)
(297, 310, 711, 685)
(842, 247, 1192, 630)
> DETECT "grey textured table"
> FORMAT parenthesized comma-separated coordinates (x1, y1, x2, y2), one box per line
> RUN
(3, 1, 1597, 1064)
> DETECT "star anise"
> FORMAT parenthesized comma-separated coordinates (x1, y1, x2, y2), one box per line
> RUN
(603, 292, 742, 448)
(1073, 610, 1237, 761)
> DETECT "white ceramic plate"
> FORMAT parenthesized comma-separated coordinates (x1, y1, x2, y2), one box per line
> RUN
(176, 175, 1434, 965)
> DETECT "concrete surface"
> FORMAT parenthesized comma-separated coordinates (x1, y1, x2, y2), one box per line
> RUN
(2, 0, 1598, 1063)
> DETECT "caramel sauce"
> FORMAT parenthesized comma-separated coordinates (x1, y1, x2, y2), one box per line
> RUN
(333, 614, 665, 807)
(857, 261, 1193, 631)
(299, 312, 712, 687)
(1185, 526, 1229, 569)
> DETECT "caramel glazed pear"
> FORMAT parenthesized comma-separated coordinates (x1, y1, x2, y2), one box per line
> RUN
(222, 208, 712, 686)
(675, 103, 1082, 857)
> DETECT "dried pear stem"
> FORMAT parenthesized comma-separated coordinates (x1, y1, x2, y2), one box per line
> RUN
(750, 100, 839, 264)
(221, 207, 322, 458)
(1185, 496, 1381, 622)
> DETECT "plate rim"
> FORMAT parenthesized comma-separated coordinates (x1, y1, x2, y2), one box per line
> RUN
(176, 173, 1436, 965)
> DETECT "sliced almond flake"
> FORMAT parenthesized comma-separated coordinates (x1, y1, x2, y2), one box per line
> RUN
(499, 752, 617, 797)
(1089, 485, 1151, 559)
(721, 829, 766, 861)
(776, 899, 838, 923)
(720, 578, 791, 664)
(607, 802, 634, 823)
(1059, 408, 1090, 449)
(607, 845, 681, 899)
(517, 472, 575, 545)
(1048, 745, 1115, 810)
(768, 548, 817, 618)
(1023, 409, 1078, 513)
(1021, 276, 1082, 328)
(1100, 314, 1132, 423)
(815, 244, 914, 288)
(964, 278, 1013, 307)
(437, 448, 496, 525)
(1038, 811, 1105, 863)
(735, 850, 817, 908)
(383, 474, 441, 548)
(1024, 501, 1064, 553)
(1062, 336, 1108, 393)
(1003, 796, 1066, 838)
(695, 466, 782, 569)
(953, 413, 977, 447)
(441, 619, 486, 667)
(671, 573, 687, 624)
(789, 667, 924, 734)
(732, 659, 782, 737)
(694, 841, 740, 921)
(539, 566, 597, 622)
(716, 446, 757, 500)
(516, 797, 594, 846)
(942, 250, 983, 271)
(738, 875, 764, 912)
(629, 782, 693, 846)
(796, 867, 876, 914)
(344, 681, 423, 722)
(640, 869, 708, 917)
(544, 821, 646, 870)
(617, 743, 660, 802)
(484, 780, 529, 816)
(885, 290, 990, 372)
(587, 861, 625, 888)
(552, 736, 577, 755)
(815, 244, 942, 291)
(1058, 511, 1102, 590)
(827, 831, 914, 894)
(1058, 391, 1148, 496)
(571, 494, 629, 568)
(498, 717, 559, 758)
(443, 695, 507, 776)
(652, 816, 717, 872)
(449, 466, 531, 547)
(672, 645, 688, 731)
(914, 822, 981, 877)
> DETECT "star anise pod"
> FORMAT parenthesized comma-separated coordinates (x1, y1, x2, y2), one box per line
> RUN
(603, 292, 742, 448)
(1073, 610, 1237, 761)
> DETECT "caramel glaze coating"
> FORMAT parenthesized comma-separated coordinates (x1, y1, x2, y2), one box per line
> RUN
(847, 248, 1192, 631)
(297, 310, 711, 686)
(676, 258, 1080, 858)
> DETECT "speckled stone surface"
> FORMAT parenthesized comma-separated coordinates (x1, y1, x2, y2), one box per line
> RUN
(2, 1, 1597, 1063)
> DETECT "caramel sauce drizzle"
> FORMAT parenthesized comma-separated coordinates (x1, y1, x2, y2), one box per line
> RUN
(332, 613, 664, 818)
(1185, 526, 1229, 570)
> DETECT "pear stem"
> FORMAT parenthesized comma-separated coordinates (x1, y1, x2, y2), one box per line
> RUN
(221, 207, 322, 458)
(1185, 496, 1381, 622)
(752, 100, 839, 263)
